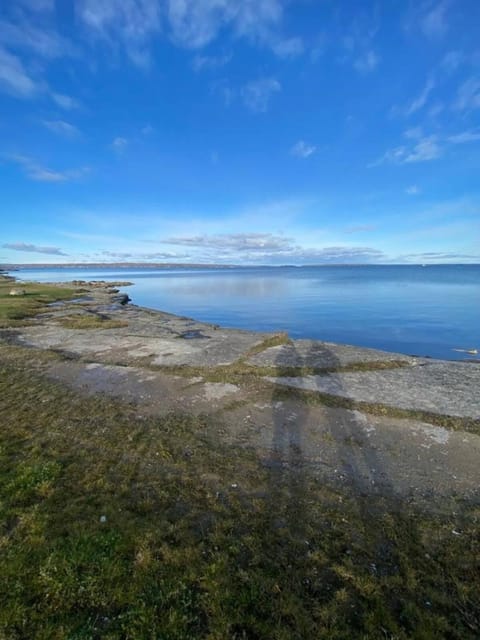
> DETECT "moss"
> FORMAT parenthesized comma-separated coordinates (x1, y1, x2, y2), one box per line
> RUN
(0, 343, 479, 638)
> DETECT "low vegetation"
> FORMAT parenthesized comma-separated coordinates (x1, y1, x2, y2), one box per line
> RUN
(0, 277, 78, 327)
(58, 314, 129, 330)
(0, 342, 479, 639)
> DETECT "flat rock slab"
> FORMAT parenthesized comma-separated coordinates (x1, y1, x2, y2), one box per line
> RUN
(46, 361, 241, 415)
(16, 310, 272, 367)
(224, 401, 480, 503)
(247, 339, 418, 368)
(268, 360, 480, 419)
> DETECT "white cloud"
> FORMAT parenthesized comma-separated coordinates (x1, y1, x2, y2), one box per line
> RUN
(192, 53, 232, 71)
(6, 154, 90, 182)
(77, 0, 162, 66)
(242, 77, 281, 113)
(406, 185, 421, 195)
(111, 137, 128, 151)
(291, 140, 316, 159)
(2, 242, 67, 256)
(441, 50, 464, 74)
(404, 136, 441, 162)
(354, 50, 379, 73)
(43, 120, 81, 138)
(454, 76, 480, 112)
(447, 130, 480, 144)
(77, 0, 298, 63)
(405, 76, 435, 116)
(404, 126, 423, 140)
(51, 92, 80, 110)
(420, 1, 449, 38)
(162, 233, 384, 264)
(0, 17, 73, 59)
(372, 135, 442, 166)
(270, 36, 304, 58)
(101, 250, 187, 260)
(165, 233, 293, 252)
(0, 46, 39, 97)
(167, 0, 283, 49)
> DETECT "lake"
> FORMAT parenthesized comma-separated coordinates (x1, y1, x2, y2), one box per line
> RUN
(10, 264, 480, 361)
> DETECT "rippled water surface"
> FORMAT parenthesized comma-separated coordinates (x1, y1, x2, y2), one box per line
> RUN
(13, 264, 480, 360)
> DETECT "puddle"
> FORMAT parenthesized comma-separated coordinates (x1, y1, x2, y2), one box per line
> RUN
(178, 330, 209, 340)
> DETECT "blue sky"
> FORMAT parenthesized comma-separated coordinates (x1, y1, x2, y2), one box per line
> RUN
(1, 0, 479, 265)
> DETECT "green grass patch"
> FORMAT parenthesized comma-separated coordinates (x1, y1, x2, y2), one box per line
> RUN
(58, 315, 129, 330)
(245, 332, 292, 356)
(0, 344, 479, 638)
(0, 277, 78, 327)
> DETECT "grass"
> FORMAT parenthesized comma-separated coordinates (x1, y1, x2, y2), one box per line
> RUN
(58, 314, 129, 330)
(0, 341, 479, 639)
(0, 276, 79, 327)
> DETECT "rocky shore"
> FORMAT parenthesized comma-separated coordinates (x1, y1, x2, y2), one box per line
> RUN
(2, 278, 479, 506)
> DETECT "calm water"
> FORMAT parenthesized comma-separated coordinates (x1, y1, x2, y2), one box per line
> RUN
(11, 264, 480, 360)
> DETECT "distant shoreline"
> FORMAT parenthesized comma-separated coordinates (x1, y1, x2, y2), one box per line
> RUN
(2, 262, 479, 270)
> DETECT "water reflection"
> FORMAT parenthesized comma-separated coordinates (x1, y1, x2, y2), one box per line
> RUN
(154, 276, 289, 299)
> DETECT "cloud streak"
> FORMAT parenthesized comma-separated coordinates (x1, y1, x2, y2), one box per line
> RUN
(5, 154, 90, 182)
(3, 242, 67, 256)
(43, 120, 81, 138)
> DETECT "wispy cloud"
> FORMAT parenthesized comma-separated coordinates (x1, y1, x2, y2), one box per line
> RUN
(167, 0, 284, 50)
(453, 76, 480, 112)
(441, 50, 464, 74)
(101, 250, 188, 260)
(0, 46, 40, 97)
(406, 185, 421, 195)
(43, 120, 81, 138)
(51, 92, 80, 110)
(405, 76, 436, 116)
(447, 130, 480, 144)
(372, 135, 442, 166)
(242, 77, 281, 113)
(77, 0, 299, 64)
(161, 233, 385, 264)
(6, 154, 90, 182)
(420, 0, 449, 38)
(2, 242, 67, 256)
(374, 125, 480, 167)
(270, 36, 304, 58)
(0, 16, 73, 59)
(354, 50, 379, 73)
(165, 233, 293, 252)
(192, 53, 232, 72)
(77, 0, 162, 67)
(400, 251, 479, 263)
(111, 137, 128, 152)
(291, 140, 317, 159)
